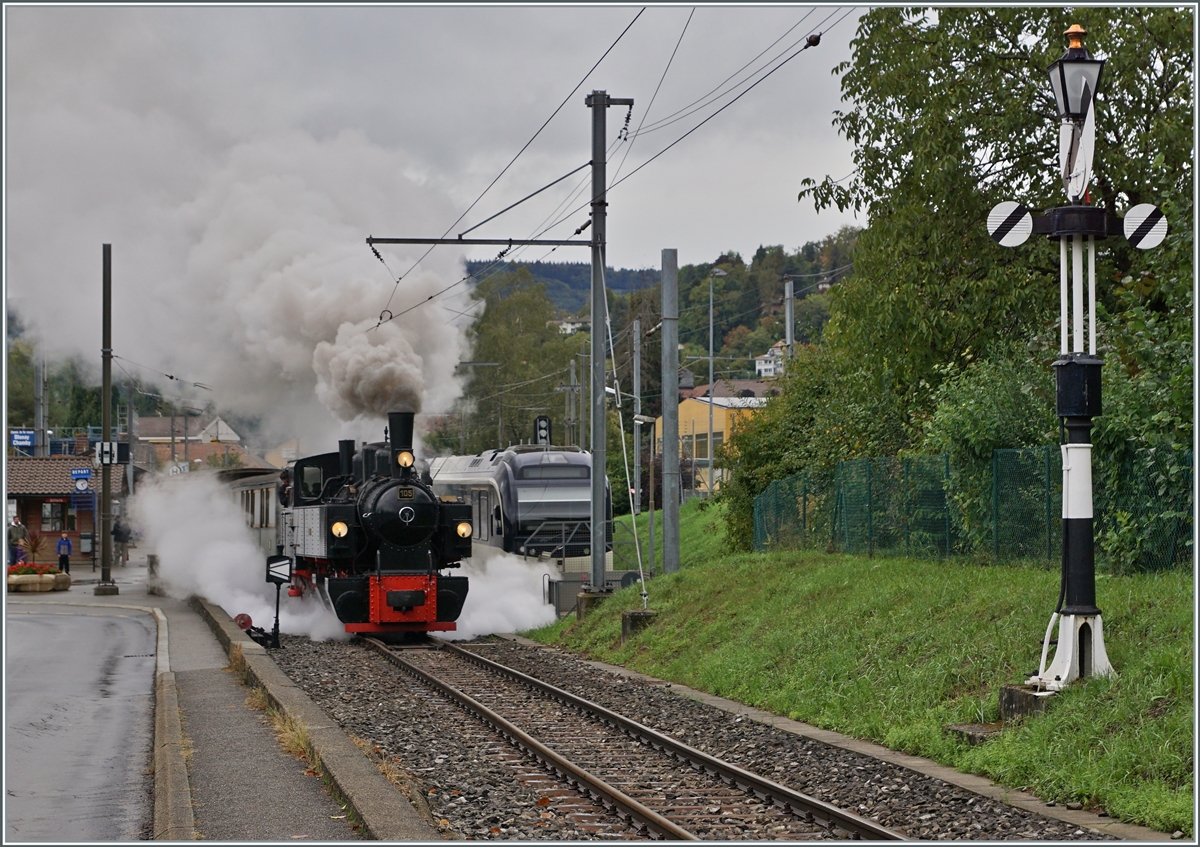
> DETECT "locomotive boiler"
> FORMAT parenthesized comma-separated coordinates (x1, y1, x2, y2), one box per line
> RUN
(275, 410, 471, 635)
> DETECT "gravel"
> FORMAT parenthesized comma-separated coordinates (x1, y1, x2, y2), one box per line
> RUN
(271, 634, 1114, 841)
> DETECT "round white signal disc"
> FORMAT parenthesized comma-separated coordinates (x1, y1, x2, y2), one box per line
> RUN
(1124, 203, 1168, 250)
(987, 201, 1032, 247)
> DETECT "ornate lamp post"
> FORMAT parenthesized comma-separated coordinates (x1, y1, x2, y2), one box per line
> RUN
(988, 24, 1166, 693)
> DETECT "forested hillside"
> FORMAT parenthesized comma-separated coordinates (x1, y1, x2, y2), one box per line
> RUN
(430, 227, 860, 467)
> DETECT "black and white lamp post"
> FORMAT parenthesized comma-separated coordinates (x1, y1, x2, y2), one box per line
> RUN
(988, 24, 1167, 693)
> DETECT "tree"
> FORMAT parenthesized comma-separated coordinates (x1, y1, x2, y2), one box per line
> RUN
(463, 270, 581, 453)
(720, 8, 1192, 550)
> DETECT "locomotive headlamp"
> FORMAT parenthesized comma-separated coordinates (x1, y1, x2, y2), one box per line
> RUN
(330, 521, 349, 538)
(456, 521, 472, 538)
(396, 450, 414, 468)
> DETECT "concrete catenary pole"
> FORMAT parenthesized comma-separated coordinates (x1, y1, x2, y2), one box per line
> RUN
(661, 248, 680, 574)
(588, 89, 610, 592)
(633, 318, 641, 514)
(96, 244, 118, 596)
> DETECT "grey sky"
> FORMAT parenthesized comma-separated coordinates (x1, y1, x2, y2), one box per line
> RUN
(4, 4, 862, 438)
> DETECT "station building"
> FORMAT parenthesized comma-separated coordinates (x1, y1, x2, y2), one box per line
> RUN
(6, 455, 126, 567)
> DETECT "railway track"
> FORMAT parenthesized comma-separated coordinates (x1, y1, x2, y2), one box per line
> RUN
(363, 637, 905, 841)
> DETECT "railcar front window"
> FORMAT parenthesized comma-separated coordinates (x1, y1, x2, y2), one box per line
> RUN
(518, 466, 588, 480)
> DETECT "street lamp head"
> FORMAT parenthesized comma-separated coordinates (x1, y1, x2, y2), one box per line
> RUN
(710, 268, 728, 278)
(1047, 24, 1105, 123)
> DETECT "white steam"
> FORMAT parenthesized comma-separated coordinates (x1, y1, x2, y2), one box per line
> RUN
(444, 547, 559, 640)
(131, 473, 348, 641)
(7, 8, 475, 448)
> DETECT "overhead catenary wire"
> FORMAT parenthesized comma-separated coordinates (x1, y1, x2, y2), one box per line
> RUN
(370, 7, 645, 326)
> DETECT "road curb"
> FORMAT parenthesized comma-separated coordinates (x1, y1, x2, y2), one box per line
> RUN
(190, 596, 441, 841)
(154, 669, 196, 840)
(496, 634, 1174, 842)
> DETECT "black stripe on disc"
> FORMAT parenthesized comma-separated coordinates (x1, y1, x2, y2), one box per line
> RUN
(1128, 207, 1164, 248)
(991, 205, 1028, 244)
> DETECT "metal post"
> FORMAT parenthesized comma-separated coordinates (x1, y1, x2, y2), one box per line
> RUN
(648, 427, 656, 575)
(34, 348, 45, 456)
(661, 248, 680, 575)
(708, 273, 714, 495)
(96, 244, 117, 595)
(569, 358, 577, 446)
(585, 89, 633, 593)
(785, 280, 795, 358)
(126, 378, 135, 496)
(633, 318, 641, 514)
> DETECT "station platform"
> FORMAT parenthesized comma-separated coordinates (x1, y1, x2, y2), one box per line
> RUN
(5, 553, 439, 842)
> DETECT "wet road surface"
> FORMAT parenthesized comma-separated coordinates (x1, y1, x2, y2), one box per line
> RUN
(6, 609, 156, 841)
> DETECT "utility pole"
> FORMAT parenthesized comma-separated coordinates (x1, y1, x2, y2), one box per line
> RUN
(126, 377, 135, 496)
(661, 248, 680, 575)
(95, 244, 118, 596)
(632, 318, 641, 514)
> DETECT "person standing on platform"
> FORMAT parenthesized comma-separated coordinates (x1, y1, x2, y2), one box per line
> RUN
(9, 517, 29, 565)
(56, 532, 73, 574)
(112, 518, 131, 566)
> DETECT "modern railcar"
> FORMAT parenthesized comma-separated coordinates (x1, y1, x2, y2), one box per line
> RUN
(426, 444, 612, 569)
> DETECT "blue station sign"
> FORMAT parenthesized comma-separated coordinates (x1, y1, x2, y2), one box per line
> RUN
(10, 430, 35, 448)
(70, 468, 92, 479)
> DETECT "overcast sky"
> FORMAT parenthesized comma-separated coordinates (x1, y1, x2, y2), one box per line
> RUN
(4, 4, 863, 441)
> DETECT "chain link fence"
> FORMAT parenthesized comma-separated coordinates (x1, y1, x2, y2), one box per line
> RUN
(754, 446, 1192, 573)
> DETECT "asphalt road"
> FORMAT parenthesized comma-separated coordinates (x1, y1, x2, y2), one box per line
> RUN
(6, 609, 156, 841)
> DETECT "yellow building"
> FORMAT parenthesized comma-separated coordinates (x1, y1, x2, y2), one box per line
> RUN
(653, 397, 767, 492)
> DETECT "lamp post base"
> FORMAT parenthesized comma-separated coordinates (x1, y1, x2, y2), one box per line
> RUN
(93, 583, 120, 596)
(1027, 612, 1113, 692)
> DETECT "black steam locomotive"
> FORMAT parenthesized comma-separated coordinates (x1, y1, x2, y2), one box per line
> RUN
(274, 410, 471, 636)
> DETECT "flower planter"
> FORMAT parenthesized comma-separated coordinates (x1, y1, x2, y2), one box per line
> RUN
(6, 572, 69, 592)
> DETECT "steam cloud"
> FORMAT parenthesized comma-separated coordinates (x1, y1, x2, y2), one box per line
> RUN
(7, 9, 475, 448)
(444, 547, 560, 640)
(132, 473, 349, 641)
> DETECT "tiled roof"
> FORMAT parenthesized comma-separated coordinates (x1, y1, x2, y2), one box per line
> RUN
(5, 456, 124, 496)
(684, 380, 775, 399)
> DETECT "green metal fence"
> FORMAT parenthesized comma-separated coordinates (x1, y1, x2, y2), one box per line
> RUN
(832, 455, 953, 557)
(753, 445, 1192, 572)
(752, 471, 834, 553)
(993, 447, 1060, 562)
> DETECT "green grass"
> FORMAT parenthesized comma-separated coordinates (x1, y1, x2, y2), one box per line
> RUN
(527, 499, 1194, 836)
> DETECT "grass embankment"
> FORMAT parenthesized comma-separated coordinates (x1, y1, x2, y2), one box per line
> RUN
(527, 499, 1194, 836)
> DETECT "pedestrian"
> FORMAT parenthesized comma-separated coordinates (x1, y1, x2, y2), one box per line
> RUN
(112, 518, 131, 566)
(8, 517, 29, 565)
(56, 532, 73, 574)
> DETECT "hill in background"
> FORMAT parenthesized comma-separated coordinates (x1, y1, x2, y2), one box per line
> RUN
(465, 260, 657, 314)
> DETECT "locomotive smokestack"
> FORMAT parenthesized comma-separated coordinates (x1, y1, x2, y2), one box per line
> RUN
(389, 410, 416, 479)
(389, 411, 415, 450)
(338, 440, 355, 478)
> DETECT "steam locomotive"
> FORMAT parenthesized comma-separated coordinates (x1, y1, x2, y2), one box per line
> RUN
(271, 410, 471, 636)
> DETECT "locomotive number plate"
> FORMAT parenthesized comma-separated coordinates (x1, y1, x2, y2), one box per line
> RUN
(397, 487, 414, 500)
